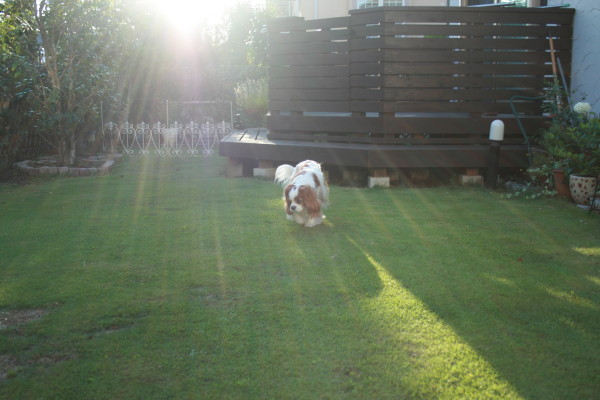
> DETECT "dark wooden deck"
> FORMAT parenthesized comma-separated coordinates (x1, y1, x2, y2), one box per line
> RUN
(219, 128, 529, 169)
(221, 8, 574, 176)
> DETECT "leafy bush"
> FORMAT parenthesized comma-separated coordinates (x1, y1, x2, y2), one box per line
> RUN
(234, 78, 268, 128)
(541, 120, 600, 177)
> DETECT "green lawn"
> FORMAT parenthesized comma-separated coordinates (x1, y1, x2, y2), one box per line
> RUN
(1, 156, 599, 399)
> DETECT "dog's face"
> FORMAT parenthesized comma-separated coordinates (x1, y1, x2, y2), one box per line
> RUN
(284, 184, 319, 216)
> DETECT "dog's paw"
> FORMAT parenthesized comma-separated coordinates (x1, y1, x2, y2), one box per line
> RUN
(292, 214, 308, 225)
(304, 216, 323, 228)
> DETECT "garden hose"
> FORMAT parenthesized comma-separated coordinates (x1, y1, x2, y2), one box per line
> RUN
(509, 95, 545, 167)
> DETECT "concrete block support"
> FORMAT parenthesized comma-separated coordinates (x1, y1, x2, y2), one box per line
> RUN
(254, 160, 275, 179)
(460, 168, 483, 186)
(368, 168, 389, 188)
(225, 159, 244, 178)
(368, 176, 390, 188)
(253, 168, 275, 178)
(459, 175, 483, 186)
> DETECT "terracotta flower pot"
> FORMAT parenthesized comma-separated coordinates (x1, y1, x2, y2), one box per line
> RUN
(552, 169, 571, 199)
(569, 174, 598, 207)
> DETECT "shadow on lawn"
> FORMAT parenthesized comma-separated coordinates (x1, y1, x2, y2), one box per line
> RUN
(341, 221, 600, 399)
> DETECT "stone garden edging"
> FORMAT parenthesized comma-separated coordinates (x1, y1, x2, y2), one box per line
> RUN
(14, 154, 121, 177)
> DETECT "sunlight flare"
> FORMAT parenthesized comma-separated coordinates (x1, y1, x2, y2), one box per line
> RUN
(573, 247, 600, 256)
(587, 275, 600, 287)
(147, 0, 264, 36)
(483, 274, 516, 287)
(544, 287, 600, 310)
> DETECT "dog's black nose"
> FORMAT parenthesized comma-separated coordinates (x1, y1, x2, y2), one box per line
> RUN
(290, 205, 296, 211)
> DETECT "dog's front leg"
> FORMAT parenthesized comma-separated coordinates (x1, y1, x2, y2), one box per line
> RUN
(304, 215, 323, 228)
(290, 213, 308, 226)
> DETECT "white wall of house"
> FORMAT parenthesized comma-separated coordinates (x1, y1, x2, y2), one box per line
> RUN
(549, 0, 600, 114)
(298, 0, 352, 19)
(290, 1, 540, 19)
(404, 0, 447, 5)
(295, 0, 449, 19)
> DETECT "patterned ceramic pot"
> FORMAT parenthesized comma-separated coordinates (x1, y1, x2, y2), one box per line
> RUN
(569, 175, 598, 206)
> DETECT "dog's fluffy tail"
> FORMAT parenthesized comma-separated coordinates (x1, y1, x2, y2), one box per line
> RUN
(274, 164, 295, 186)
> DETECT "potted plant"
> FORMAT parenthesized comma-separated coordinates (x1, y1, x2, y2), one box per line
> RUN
(566, 105, 600, 207)
(553, 160, 571, 198)
(540, 99, 600, 207)
(537, 123, 571, 198)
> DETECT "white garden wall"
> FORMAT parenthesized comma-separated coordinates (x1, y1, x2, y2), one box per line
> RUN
(550, 0, 600, 113)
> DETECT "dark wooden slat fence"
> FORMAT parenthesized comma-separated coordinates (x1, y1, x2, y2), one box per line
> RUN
(266, 6, 574, 148)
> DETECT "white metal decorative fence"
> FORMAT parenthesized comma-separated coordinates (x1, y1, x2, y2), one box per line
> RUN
(102, 121, 231, 156)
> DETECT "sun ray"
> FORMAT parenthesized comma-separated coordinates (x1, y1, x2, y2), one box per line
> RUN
(146, 0, 264, 38)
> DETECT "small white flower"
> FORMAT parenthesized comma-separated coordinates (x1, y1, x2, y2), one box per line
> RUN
(573, 102, 592, 114)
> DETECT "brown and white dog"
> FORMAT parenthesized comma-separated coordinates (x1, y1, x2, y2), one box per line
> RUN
(274, 160, 329, 227)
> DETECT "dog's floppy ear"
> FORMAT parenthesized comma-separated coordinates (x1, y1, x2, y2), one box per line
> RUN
(284, 184, 294, 215)
(298, 185, 320, 216)
(284, 184, 294, 199)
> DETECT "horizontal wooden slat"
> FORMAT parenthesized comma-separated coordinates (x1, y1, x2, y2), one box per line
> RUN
(270, 66, 349, 78)
(381, 62, 552, 76)
(350, 62, 552, 78)
(269, 40, 349, 56)
(378, 75, 546, 89)
(303, 16, 350, 30)
(269, 28, 349, 45)
(269, 100, 350, 113)
(267, 115, 546, 136)
(350, 102, 545, 115)
(349, 101, 380, 113)
(352, 22, 573, 39)
(268, 16, 349, 33)
(270, 77, 348, 90)
(352, 21, 571, 34)
(268, 115, 379, 134)
(350, 76, 383, 88)
(350, 88, 381, 101)
(266, 131, 526, 145)
(349, 63, 384, 76)
(351, 36, 571, 51)
(387, 116, 544, 135)
(269, 53, 349, 66)
(270, 88, 349, 101)
(349, 79, 547, 101)
(366, 87, 540, 101)
(350, 100, 544, 115)
(351, 48, 565, 64)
